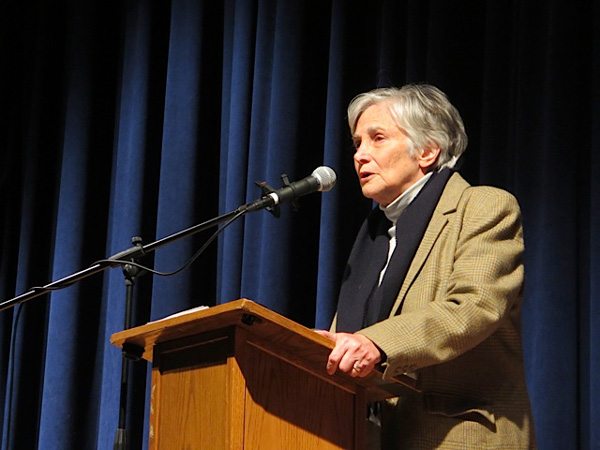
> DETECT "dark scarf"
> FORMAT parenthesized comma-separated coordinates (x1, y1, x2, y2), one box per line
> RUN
(336, 169, 453, 333)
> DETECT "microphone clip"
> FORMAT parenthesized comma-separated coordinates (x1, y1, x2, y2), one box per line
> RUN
(254, 173, 299, 218)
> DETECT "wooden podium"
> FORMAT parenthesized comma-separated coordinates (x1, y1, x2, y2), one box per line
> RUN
(111, 299, 417, 449)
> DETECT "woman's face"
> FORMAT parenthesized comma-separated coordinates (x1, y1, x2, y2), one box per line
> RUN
(352, 103, 425, 206)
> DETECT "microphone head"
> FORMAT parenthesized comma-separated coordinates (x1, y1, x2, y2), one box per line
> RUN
(312, 166, 337, 192)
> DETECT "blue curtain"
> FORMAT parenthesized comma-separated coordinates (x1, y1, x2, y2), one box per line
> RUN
(0, 0, 598, 448)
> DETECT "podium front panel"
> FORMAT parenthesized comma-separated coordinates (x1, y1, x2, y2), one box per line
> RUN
(148, 326, 365, 449)
(150, 329, 234, 448)
(241, 332, 362, 449)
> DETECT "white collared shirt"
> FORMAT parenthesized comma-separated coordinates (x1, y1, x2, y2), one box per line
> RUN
(377, 172, 432, 285)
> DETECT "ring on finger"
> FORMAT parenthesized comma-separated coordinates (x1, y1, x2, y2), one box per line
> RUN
(353, 361, 362, 372)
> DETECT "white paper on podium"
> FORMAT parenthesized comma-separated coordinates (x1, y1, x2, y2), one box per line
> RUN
(149, 305, 210, 323)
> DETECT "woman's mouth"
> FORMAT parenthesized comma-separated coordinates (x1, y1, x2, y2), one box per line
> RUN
(359, 172, 374, 182)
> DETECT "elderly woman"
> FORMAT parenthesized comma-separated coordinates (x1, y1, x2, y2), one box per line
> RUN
(316, 84, 536, 449)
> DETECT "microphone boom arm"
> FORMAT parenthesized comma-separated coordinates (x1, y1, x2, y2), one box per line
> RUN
(0, 208, 244, 313)
(0, 166, 336, 312)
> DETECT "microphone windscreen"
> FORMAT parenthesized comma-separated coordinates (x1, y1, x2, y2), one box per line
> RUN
(312, 166, 337, 192)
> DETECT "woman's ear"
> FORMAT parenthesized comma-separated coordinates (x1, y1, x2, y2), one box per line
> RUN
(418, 147, 441, 170)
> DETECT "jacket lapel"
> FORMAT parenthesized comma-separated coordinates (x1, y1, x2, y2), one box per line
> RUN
(389, 173, 470, 317)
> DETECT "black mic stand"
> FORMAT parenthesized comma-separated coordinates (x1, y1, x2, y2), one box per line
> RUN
(113, 237, 146, 450)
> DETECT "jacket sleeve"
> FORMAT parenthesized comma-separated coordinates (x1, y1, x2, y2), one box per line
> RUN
(358, 187, 525, 379)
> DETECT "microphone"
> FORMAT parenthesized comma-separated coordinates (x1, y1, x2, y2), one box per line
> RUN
(243, 166, 337, 213)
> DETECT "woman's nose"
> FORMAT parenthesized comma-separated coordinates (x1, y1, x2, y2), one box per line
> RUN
(354, 145, 371, 163)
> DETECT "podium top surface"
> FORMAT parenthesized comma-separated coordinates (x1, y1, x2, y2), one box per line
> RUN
(111, 299, 419, 398)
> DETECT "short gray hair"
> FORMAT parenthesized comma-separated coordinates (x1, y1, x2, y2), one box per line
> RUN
(347, 84, 468, 171)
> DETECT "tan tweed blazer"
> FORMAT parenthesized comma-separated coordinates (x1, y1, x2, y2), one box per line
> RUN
(343, 173, 536, 449)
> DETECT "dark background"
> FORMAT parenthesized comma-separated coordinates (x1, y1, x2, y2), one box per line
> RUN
(0, 0, 598, 448)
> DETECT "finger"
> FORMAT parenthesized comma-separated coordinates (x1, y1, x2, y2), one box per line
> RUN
(326, 355, 339, 375)
(342, 336, 382, 375)
(326, 346, 344, 375)
(356, 362, 376, 378)
(326, 337, 353, 375)
(313, 329, 335, 340)
(352, 335, 382, 366)
(337, 351, 359, 373)
(341, 349, 372, 375)
(349, 360, 364, 378)
(336, 335, 370, 371)
(347, 357, 375, 378)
